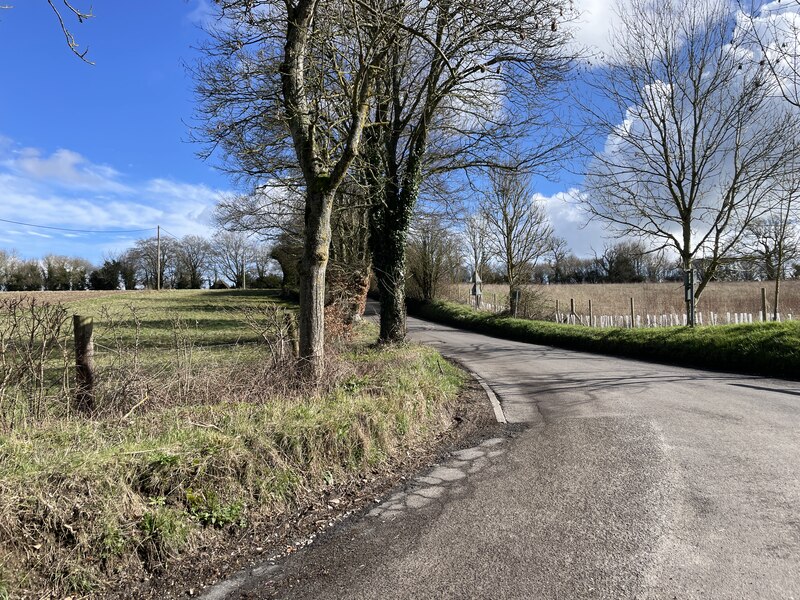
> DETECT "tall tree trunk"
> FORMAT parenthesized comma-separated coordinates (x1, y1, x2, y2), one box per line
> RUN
(371, 221, 408, 343)
(298, 190, 333, 377)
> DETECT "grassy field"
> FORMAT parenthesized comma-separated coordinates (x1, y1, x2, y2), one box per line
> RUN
(0, 289, 300, 427)
(0, 290, 467, 598)
(445, 280, 800, 320)
(410, 299, 800, 380)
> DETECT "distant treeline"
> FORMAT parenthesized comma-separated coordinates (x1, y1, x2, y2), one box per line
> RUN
(0, 231, 281, 292)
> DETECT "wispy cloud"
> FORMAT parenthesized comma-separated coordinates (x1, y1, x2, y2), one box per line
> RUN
(0, 136, 227, 261)
(7, 147, 132, 193)
(186, 0, 218, 27)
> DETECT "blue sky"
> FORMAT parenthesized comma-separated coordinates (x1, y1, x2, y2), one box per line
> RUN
(0, 0, 226, 262)
(0, 0, 621, 264)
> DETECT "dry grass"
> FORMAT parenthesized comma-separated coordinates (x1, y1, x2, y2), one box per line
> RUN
(446, 280, 800, 320)
(412, 299, 800, 379)
(0, 290, 466, 598)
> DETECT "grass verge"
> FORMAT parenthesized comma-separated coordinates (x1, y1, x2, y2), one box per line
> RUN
(0, 314, 465, 598)
(409, 299, 800, 380)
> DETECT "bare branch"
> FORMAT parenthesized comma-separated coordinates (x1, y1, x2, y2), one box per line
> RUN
(46, 0, 94, 64)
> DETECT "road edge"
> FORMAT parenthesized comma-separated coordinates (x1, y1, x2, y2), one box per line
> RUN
(468, 369, 507, 424)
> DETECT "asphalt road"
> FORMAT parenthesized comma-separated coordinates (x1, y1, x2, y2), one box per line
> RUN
(207, 313, 800, 599)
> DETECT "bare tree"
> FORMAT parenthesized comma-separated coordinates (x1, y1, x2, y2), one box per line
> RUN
(463, 212, 490, 283)
(248, 244, 280, 288)
(210, 230, 255, 288)
(740, 217, 799, 280)
(481, 168, 554, 315)
(328, 177, 373, 323)
(176, 235, 212, 289)
(365, 0, 576, 342)
(406, 214, 462, 301)
(739, 1, 800, 109)
(583, 0, 800, 324)
(738, 176, 800, 318)
(270, 227, 303, 295)
(129, 237, 178, 290)
(195, 0, 391, 378)
(548, 236, 570, 283)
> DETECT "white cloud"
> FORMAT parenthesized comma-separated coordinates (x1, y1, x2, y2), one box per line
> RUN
(536, 188, 619, 257)
(569, 0, 633, 61)
(9, 147, 132, 193)
(0, 137, 227, 262)
(186, 0, 218, 27)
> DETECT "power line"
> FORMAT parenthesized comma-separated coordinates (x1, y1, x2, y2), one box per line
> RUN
(0, 217, 156, 234)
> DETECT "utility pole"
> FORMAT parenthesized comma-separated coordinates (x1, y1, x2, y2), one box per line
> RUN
(156, 225, 161, 291)
(242, 256, 247, 290)
(684, 267, 695, 327)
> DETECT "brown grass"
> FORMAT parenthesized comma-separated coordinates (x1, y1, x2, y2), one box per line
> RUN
(446, 280, 800, 320)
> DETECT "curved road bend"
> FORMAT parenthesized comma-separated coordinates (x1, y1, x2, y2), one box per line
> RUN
(212, 314, 800, 599)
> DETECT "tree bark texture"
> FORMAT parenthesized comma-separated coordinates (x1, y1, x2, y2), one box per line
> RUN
(297, 190, 334, 377)
(373, 239, 408, 343)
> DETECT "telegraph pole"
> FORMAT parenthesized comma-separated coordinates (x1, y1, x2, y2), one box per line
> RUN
(156, 225, 161, 291)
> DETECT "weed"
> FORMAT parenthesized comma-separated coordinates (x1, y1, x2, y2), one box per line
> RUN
(0, 569, 9, 600)
(139, 507, 191, 566)
(185, 489, 244, 528)
(135, 453, 184, 498)
(99, 522, 128, 558)
(395, 413, 410, 436)
(59, 565, 96, 595)
(341, 375, 371, 393)
(265, 468, 301, 503)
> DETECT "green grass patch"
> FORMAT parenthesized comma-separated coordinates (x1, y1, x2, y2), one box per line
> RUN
(0, 316, 464, 597)
(409, 299, 800, 379)
(0, 289, 298, 426)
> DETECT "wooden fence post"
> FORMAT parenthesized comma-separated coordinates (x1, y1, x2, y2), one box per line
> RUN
(285, 312, 299, 358)
(588, 299, 593, 327)
(630, 297, 635, 328)
(555, 299, 560, 322)
(73, 315, 95, 413)
(761, 287, 767, 322)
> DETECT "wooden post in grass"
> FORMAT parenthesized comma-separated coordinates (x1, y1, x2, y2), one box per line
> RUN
(286, 313, 299, 358)
(630, 297, 635, 328)
(555, 299, 560, 322)
(73, 315, 95, 413)
(761, 287, 768, 322)
(589, 299, 593, 327)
